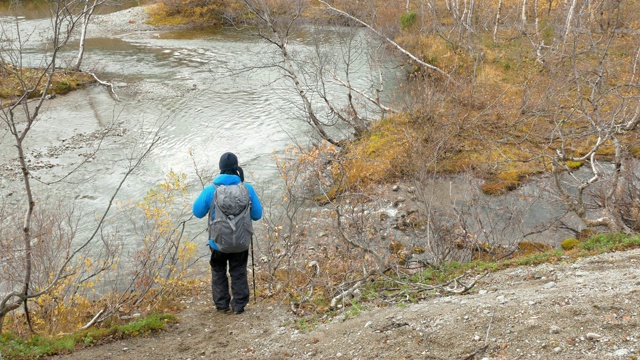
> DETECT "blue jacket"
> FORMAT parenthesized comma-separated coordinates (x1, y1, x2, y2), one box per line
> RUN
(192, 174, 263, 250)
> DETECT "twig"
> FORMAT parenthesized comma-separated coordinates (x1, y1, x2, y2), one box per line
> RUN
(81, 306, 106, 330)
(330, 270, 376, 309)
(460, 345, 488, 360)
(90, 72, 120, 101)
(444, 271, 489, 294)
(485, 306, 495, 344)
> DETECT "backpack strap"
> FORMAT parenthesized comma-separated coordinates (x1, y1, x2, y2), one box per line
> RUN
(208, 184, 220, 232)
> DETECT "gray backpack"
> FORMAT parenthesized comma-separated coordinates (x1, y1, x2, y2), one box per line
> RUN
(208, 183, 253, 253)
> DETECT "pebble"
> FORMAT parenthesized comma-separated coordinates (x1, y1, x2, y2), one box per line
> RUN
(543, 281, 557, 289)
(550, 325, 561, 334)
(613, 348, 630, 357)
(586, 333, 602, 341)
(553, 346, 562, 353)
(393, 197, 406, 207)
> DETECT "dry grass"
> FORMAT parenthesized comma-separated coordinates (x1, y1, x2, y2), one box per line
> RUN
(0, 64, 95, 103)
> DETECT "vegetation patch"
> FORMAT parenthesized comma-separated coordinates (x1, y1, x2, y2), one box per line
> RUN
(580, 233, 640, 253)
(561, 238, 581, 251)
(0, 65, 94, 102)
(146, 0, 242, 26)
(0, 313, 175, 359)
(340, 113, 418, 188)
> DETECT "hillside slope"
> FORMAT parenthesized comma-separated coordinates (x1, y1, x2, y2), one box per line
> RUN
(51, 248, 640, 360)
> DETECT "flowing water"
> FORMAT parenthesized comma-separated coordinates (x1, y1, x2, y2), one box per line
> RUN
(0, 4, 579, 257)
(0, 5, 411, 250)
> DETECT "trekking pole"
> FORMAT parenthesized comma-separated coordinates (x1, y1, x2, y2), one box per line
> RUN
(251, 235, 257, 304)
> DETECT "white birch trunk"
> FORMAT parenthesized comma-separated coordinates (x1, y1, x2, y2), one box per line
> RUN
(493, 0, 502, 43)
(564, 0, 577, 40)
(521, 0, 527, 32)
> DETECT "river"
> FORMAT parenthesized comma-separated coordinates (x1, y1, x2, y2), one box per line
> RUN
(1, 2, 586, 263)
(0, 4, 408, 253)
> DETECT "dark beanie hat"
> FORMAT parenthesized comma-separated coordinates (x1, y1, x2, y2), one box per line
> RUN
(219, 152, 244, 182)
(219, 152, 238, 171)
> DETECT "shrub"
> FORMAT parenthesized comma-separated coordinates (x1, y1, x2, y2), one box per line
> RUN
(560, 238, 580, 251)
(565, 161, 583, 170)
(341, 114, 417, 188)
(400, 11, 417, 30)
(581, 233, 640, 252)
(146, 0, 242, 26)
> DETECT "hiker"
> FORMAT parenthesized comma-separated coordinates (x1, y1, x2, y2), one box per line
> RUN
(192, 152, 263, 314)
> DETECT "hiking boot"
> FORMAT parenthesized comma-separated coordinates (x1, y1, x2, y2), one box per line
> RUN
(216, 307, 230, 313)
(233, 308, 244, 315)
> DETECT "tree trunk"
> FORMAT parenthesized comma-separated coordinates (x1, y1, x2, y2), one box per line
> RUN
(493, 0, 502, 43)
(564, 0, 577, 40)
(72, 0, 98, 71)
(521, 0, 528, 33)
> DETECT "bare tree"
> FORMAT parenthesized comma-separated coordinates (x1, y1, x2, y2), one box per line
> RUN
(0, 0, 83, 333)
(71, 0, 105, 71)
(240, 0, 402, 144)
(0, 0, 160, 333)
(537, 2, 639, 234)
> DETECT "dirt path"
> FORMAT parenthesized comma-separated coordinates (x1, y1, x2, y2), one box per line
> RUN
(50, 248, 640, 360)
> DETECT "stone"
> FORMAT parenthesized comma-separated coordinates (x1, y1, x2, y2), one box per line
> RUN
(586, 333, 602, 341)
(613, 349, 630, 357)
(393, 197, 406, 207)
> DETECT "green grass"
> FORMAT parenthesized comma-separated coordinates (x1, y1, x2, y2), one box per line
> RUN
(370, 233, 640, 303)
(0, 313, 175, 360)
(343, 302, 364, 320)
(580, 233, 640, 252)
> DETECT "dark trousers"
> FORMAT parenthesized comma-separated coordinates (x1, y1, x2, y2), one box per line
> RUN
(209, 249, 249, 312)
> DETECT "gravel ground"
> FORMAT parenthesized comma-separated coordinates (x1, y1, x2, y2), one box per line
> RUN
(87, 6, 159, 36)
(50, 248, 640, 360)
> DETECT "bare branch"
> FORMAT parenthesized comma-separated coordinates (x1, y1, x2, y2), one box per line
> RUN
(317, 0, 457, 85)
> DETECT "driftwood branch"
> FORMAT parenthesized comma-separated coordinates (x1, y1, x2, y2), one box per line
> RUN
(330, 270, 376, 309)
(90, 72, 120, 101)
(80, 306, 106, 330)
